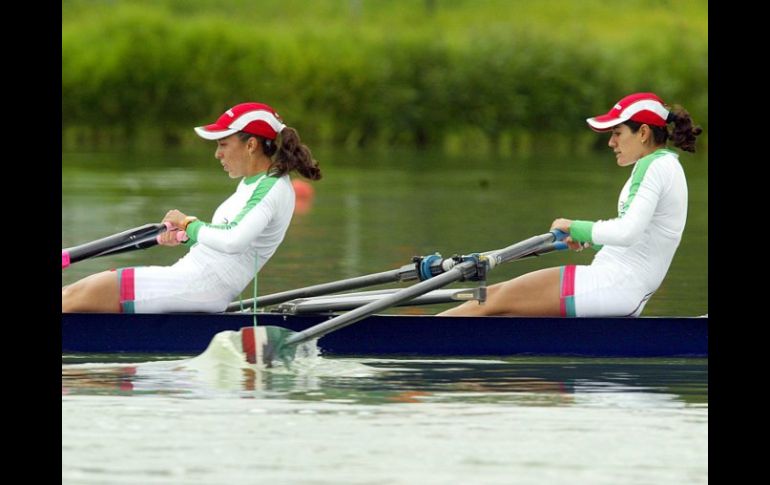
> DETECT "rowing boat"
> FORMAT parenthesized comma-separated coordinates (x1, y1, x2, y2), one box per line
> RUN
(62, 228, 707, 358)
(61, 312, 707, 357)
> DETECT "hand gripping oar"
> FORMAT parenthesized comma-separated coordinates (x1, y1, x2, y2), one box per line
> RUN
(62, 222, 185, 269)
(241, 230, 567, 366)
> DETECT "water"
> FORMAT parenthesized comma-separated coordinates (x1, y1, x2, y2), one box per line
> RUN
(62, 353, 707, 484)
(62, 147, 708, 483)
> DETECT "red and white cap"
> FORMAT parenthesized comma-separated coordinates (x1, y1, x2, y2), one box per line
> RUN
(194, 102, 286, 140)
(586, 92, 670, 132)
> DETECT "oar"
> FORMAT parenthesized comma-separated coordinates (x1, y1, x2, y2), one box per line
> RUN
(271, 287, 479, 314)
(242, 230, 567, 366)
(62, 223, 170, 269)
(225, 264, 418, 312)
(261, 242, 569, 314)
(226, 239, 567, 312)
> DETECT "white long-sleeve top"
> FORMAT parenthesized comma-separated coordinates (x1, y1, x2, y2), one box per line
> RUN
(569, 148, 688, 292)
(173, 172, 295, 292)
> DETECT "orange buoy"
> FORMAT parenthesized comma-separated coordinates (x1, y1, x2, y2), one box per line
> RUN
(292, 179, 315, 214)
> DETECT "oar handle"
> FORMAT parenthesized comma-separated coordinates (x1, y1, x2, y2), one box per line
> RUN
(551, 228, 568, 241)
(62, 223, 167, 268)
(416, 229, 569, 280)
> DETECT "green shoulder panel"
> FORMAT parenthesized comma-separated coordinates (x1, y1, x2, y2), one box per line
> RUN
(619, 149, 674, 217)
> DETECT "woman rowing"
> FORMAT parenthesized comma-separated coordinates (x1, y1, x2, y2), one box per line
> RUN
(440, 92, 702, 317)
(62, 102, 322, 313)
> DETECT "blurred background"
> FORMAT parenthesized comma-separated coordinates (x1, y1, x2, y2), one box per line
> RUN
(62, 0, 708, 315)
(62, 0, 707, 152)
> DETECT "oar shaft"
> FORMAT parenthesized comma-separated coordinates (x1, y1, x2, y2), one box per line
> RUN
(284, 261, 473, 346)
(226, 264, 418, 312)
(275, 287, 476, 314)
(486, 232, 561, 267)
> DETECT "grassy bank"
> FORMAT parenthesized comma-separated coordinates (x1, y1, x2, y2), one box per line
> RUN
(62, 0, 708, 153)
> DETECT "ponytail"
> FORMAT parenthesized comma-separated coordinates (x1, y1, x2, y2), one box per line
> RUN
(667, 106, 703, 153)
(624, 104, 703, 153)
(271, 127, 322, 180)
(237, 127, 322, 180)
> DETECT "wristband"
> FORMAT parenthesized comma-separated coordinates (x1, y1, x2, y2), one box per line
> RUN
(182, 216, 198, 230)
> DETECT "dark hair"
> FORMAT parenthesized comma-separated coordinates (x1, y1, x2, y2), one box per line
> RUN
(624, 105, 703, 153)
(236, 128, 322, 180)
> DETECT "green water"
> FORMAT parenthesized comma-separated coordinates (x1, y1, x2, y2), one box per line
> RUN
(62, 146, 707, 316)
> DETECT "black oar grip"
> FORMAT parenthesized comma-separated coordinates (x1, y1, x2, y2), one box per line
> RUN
(63, 223, 167, 266)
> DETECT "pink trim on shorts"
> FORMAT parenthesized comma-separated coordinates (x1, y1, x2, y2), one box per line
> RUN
(559, 265, 577, 317)
(118, 268, 136, 313)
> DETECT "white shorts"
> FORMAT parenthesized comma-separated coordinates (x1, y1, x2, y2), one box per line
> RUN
(560, 265, 654, 317)
(115, 266, 238, 313)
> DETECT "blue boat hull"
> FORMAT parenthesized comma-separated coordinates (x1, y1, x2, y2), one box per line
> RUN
(61, 313, 708, 357)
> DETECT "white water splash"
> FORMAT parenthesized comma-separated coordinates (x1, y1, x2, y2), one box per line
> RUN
(187, 330, 378, 375)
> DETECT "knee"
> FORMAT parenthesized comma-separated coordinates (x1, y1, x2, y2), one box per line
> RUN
(62, 282, 90, 312)
(61, 285, 78, 313)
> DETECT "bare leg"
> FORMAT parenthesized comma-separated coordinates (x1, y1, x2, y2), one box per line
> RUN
(62, 270, 121, 313)
(438, 267, 562, 316)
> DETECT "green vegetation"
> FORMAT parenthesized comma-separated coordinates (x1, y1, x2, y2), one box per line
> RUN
(62, 0, 708, 152)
